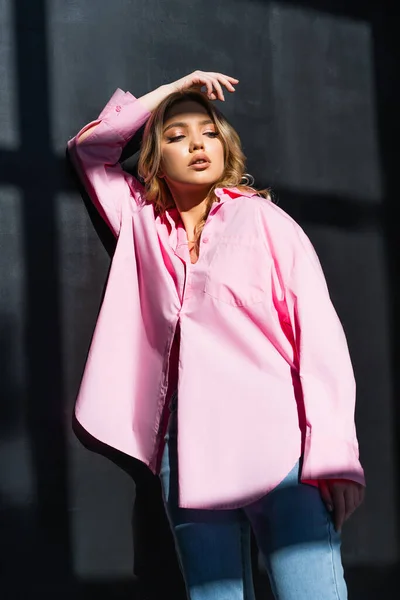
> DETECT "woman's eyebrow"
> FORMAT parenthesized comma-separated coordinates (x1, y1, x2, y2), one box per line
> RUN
(163, 119, 214, 133)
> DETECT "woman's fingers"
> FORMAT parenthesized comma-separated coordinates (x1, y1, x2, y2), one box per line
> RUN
(207, 73, 239, 99)
(199, 76, 214, 99)
(345, 482, 365, 518)
(175, 71, 239, 100)
(327, 480, 365, 532)
(219, 78, 237, 91)
(207, 72, 238, 90)
(214, 75, 238, 94)
(194, 75, 230, 101)
(344, 486, 357, 521)
(318, 479, 333, 513)
(209, 77, 225, 101)
(331, 485, 346, 532)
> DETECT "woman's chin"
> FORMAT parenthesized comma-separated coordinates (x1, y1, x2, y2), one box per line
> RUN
(186, 178, 219, 190)
(166, 171, 223, 191)
(184, 172, 221, 187)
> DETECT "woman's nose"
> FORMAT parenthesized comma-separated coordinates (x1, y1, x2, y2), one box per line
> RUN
(189, 138, 205, 151)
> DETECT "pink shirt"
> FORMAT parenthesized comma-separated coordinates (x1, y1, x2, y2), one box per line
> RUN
(67, 88, 365, 510)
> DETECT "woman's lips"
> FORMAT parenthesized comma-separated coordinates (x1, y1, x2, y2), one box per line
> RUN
(188, 161, 211, 170)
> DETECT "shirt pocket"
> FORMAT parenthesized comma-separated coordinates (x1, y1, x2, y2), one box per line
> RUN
(203, 236, 267, 307)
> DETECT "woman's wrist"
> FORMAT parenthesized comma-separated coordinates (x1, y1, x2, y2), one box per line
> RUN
(137, 84, 175, 113)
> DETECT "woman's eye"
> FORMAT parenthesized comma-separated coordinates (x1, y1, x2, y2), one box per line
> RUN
(167, 135, 185, 142)
(166, 131, 219, 142)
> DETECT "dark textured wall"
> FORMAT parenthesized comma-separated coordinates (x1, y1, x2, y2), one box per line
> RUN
(0, 1, 398, 598)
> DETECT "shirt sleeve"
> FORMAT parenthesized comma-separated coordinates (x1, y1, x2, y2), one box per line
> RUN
(67, 88, 151, 236)
(283, 222, 365, 487)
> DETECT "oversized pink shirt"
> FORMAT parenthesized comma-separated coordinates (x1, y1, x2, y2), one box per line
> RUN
(67, 88, 365, 510)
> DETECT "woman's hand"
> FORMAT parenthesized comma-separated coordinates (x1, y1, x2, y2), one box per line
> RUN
(319, 479, 365, 532)
(168, 70, 239, 101)
(139, 71, 238, 112)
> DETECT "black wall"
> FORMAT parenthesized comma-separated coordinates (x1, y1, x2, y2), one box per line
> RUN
(0, 1, 398, 598)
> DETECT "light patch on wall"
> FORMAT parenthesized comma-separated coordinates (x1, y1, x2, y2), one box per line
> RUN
(0, 0, 20, 149)
(47, 0, 147, 154)
(0, 186, 25, 373)
(268, 3, 382, 203)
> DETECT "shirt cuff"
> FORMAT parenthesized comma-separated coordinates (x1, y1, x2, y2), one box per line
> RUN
(98, 89, 151, 142)
(301, 432, 366, 486)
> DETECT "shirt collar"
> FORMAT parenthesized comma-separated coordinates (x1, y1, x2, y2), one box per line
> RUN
(163, 206, 180, 230)
(214, 186, 256, 201)
(210, 186, 256, 215)
(163, 186, 256, 227)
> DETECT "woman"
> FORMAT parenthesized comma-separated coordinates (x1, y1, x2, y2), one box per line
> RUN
(68, 70, 365, 599)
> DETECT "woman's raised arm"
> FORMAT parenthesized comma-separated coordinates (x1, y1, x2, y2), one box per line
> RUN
(76, 71, 238, 144)
(68, 72, 238, 235)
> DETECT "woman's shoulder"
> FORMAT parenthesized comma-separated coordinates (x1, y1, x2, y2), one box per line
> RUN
(221, 186, 300, 234)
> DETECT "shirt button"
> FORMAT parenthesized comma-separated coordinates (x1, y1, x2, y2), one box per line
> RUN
(203, 237, 209, 244)
(115, 105, 122, 112)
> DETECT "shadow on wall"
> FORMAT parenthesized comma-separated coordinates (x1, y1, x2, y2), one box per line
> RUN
(73, 418, 186, 600)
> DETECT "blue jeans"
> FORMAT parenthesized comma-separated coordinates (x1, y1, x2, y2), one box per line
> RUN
(159, 393, 347, 600)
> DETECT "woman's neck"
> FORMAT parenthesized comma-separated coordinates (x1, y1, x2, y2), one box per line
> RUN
(169, 184, 211, 241)
(178, 201, 208, 241)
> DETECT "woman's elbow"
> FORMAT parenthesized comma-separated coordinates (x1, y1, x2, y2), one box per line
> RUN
(75, 120, 101, 145)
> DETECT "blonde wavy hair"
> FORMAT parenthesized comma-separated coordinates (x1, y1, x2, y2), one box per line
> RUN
(138, 89, 270, 247)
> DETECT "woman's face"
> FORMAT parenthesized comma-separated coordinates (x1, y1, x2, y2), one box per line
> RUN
(159, 100, 225, 191)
